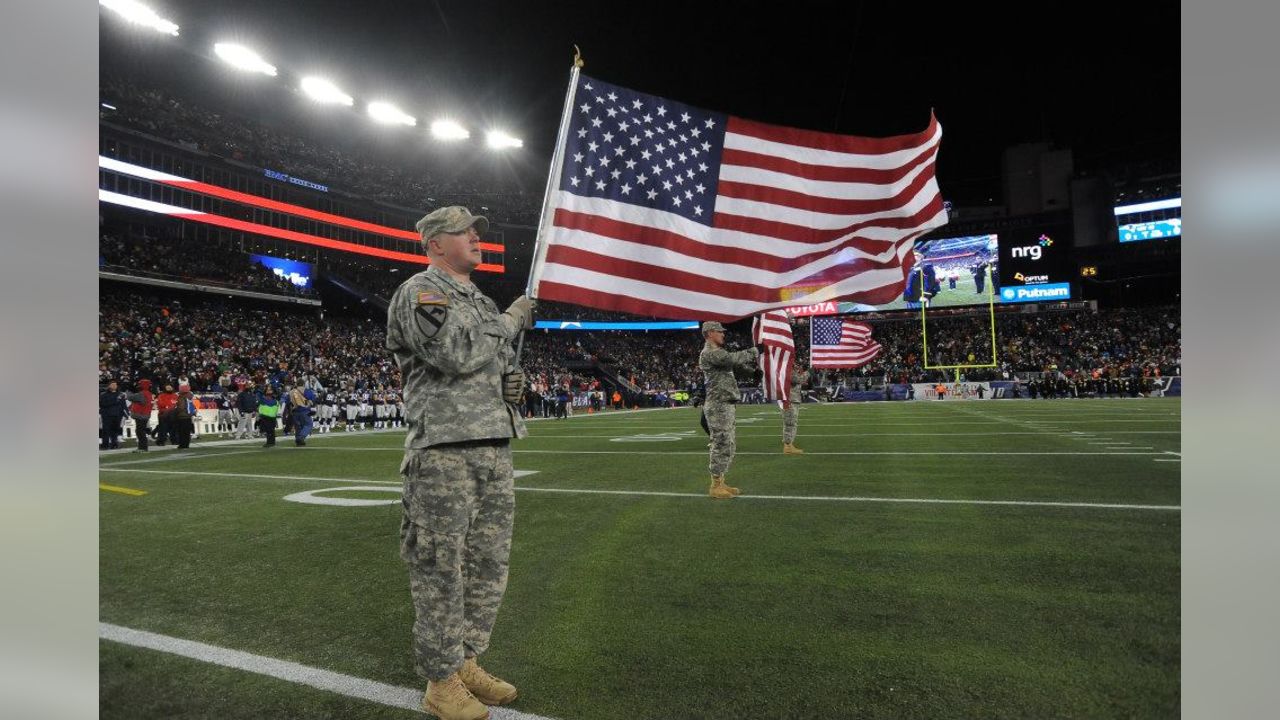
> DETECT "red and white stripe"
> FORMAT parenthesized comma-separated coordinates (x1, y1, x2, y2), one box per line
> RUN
(98, 156, 507, 264)
(533, 116, 946, 321)
(811, 320, 882, 369)
(752, 310, 794, 402)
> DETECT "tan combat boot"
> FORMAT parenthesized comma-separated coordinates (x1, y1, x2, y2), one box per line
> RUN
(783, 443, 805, 455)
(709, 474, 737, 499)
(423, 672, 489, 720)
(459, 657, 518, 705)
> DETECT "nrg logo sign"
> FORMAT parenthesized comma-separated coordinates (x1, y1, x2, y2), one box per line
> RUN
(1010, 234, 1054, 261)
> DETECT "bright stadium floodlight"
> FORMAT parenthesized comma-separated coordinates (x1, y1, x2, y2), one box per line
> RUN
(301, 77, 354, 106)
(431, 119, 471, 140)
(486, 130, 523, 149)
(368, 102, 417, 127)
(100, 0, 180, 36)
(213, 42, 278, 76)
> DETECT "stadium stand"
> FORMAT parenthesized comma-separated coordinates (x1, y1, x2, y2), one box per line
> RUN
(100, 74, 543, 224)
(99, 228, 317, 298)
(100, 276, 1179, 417)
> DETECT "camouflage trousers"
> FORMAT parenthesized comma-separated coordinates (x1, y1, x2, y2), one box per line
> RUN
(704, 400, 736, 476)
(399, 440, 514, 681)
(782, 402, 798, 444)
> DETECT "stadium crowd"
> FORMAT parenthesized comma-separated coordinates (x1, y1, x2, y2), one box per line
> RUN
(98, 290, 396, 394)
(100, 75, 541, 224)
(99, 279, 1180, 416)
(100, 230, 316, 297)
(810, 306, 1180, 386)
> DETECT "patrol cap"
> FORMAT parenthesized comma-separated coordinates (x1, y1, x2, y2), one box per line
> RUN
(415, 206, 490, 243)
(701, 321, 726, 333)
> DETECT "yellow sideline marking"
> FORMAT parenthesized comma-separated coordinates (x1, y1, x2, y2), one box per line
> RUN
(100, 483, 147, 496)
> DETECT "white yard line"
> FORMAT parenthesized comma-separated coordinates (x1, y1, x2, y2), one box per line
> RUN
(99, 623, 556, 719)
(97, 469, 1178, 511)
(514, 487, 1179, 511)
(100, 468, 402, 485)
(105, 449, 261, 467)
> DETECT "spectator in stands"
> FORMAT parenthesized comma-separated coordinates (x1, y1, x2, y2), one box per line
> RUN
(99, 380, 128, 450)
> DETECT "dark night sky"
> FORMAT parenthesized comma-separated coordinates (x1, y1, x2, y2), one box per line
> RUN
(102, 1, 1180, 206)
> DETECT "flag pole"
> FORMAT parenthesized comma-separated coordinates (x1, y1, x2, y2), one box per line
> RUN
(514, 48, 584, 365)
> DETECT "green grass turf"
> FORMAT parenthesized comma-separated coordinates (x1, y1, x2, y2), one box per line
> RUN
(100, 398, 1180, 719)
(867, 271, 995, 312)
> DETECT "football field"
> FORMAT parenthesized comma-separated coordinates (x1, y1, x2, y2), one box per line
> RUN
(100, 399, 1181, 719)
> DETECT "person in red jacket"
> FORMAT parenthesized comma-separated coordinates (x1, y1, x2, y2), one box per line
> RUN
(126, 379, 155, 453)
(154, 384, 178, 446)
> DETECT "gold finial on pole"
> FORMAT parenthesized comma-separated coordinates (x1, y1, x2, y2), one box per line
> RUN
(573, 45, 585, 68)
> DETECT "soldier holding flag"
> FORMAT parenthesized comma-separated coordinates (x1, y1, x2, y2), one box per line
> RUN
(699, 321, 760, 500)
(388, 205, 535, 720)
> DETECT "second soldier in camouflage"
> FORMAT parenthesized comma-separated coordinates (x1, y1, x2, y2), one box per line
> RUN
(698, 321, 760, 499)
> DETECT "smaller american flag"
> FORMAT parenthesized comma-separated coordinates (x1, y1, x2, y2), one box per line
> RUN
(811, 317, 882, 369)
(752, 310, 794, 402)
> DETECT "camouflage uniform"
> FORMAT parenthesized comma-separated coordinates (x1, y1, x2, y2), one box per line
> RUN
(699, 340, 759, 476)
(386, 263, 527, 682)
(783, 367, 809, 444)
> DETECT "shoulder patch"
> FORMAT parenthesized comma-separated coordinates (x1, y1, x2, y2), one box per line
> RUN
(414, 305, 449, 339)
(418, 291, 449, 306)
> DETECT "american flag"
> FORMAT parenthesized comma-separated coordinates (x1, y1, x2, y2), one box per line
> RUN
(811, 317, 882, 369)
(752, 310, 794, 402)
(529, 72, 947, 321)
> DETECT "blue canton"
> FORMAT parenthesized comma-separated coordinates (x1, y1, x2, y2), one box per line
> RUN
(812, 317, 844, 345)
(557, 74, 728, 227)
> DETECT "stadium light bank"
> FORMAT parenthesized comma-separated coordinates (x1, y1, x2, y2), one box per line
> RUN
(486, 130, 523, 150)
(431, 120, 471, 140)
(99, 0, 179, 36)
(301, 77, 354, 106)
(213, 43, 278, 76)
(368, 102, 417, 127)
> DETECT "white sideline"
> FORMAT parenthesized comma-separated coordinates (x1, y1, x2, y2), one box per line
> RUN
(99, 623, 557, 719)
(97, 468, 1179, 511)
(512, 450, 1170, 456)
(105, 447, 1174, 456)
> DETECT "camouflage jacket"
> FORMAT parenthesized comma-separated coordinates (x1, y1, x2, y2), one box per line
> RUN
(386, 265, 527, 448)
(699, 342, 759, 404)
(791, 368, 809, 393)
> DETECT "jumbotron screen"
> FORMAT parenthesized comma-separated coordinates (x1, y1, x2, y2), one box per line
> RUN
(1115, 197, 1182, 243)
(844, 233, 1001, 313)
